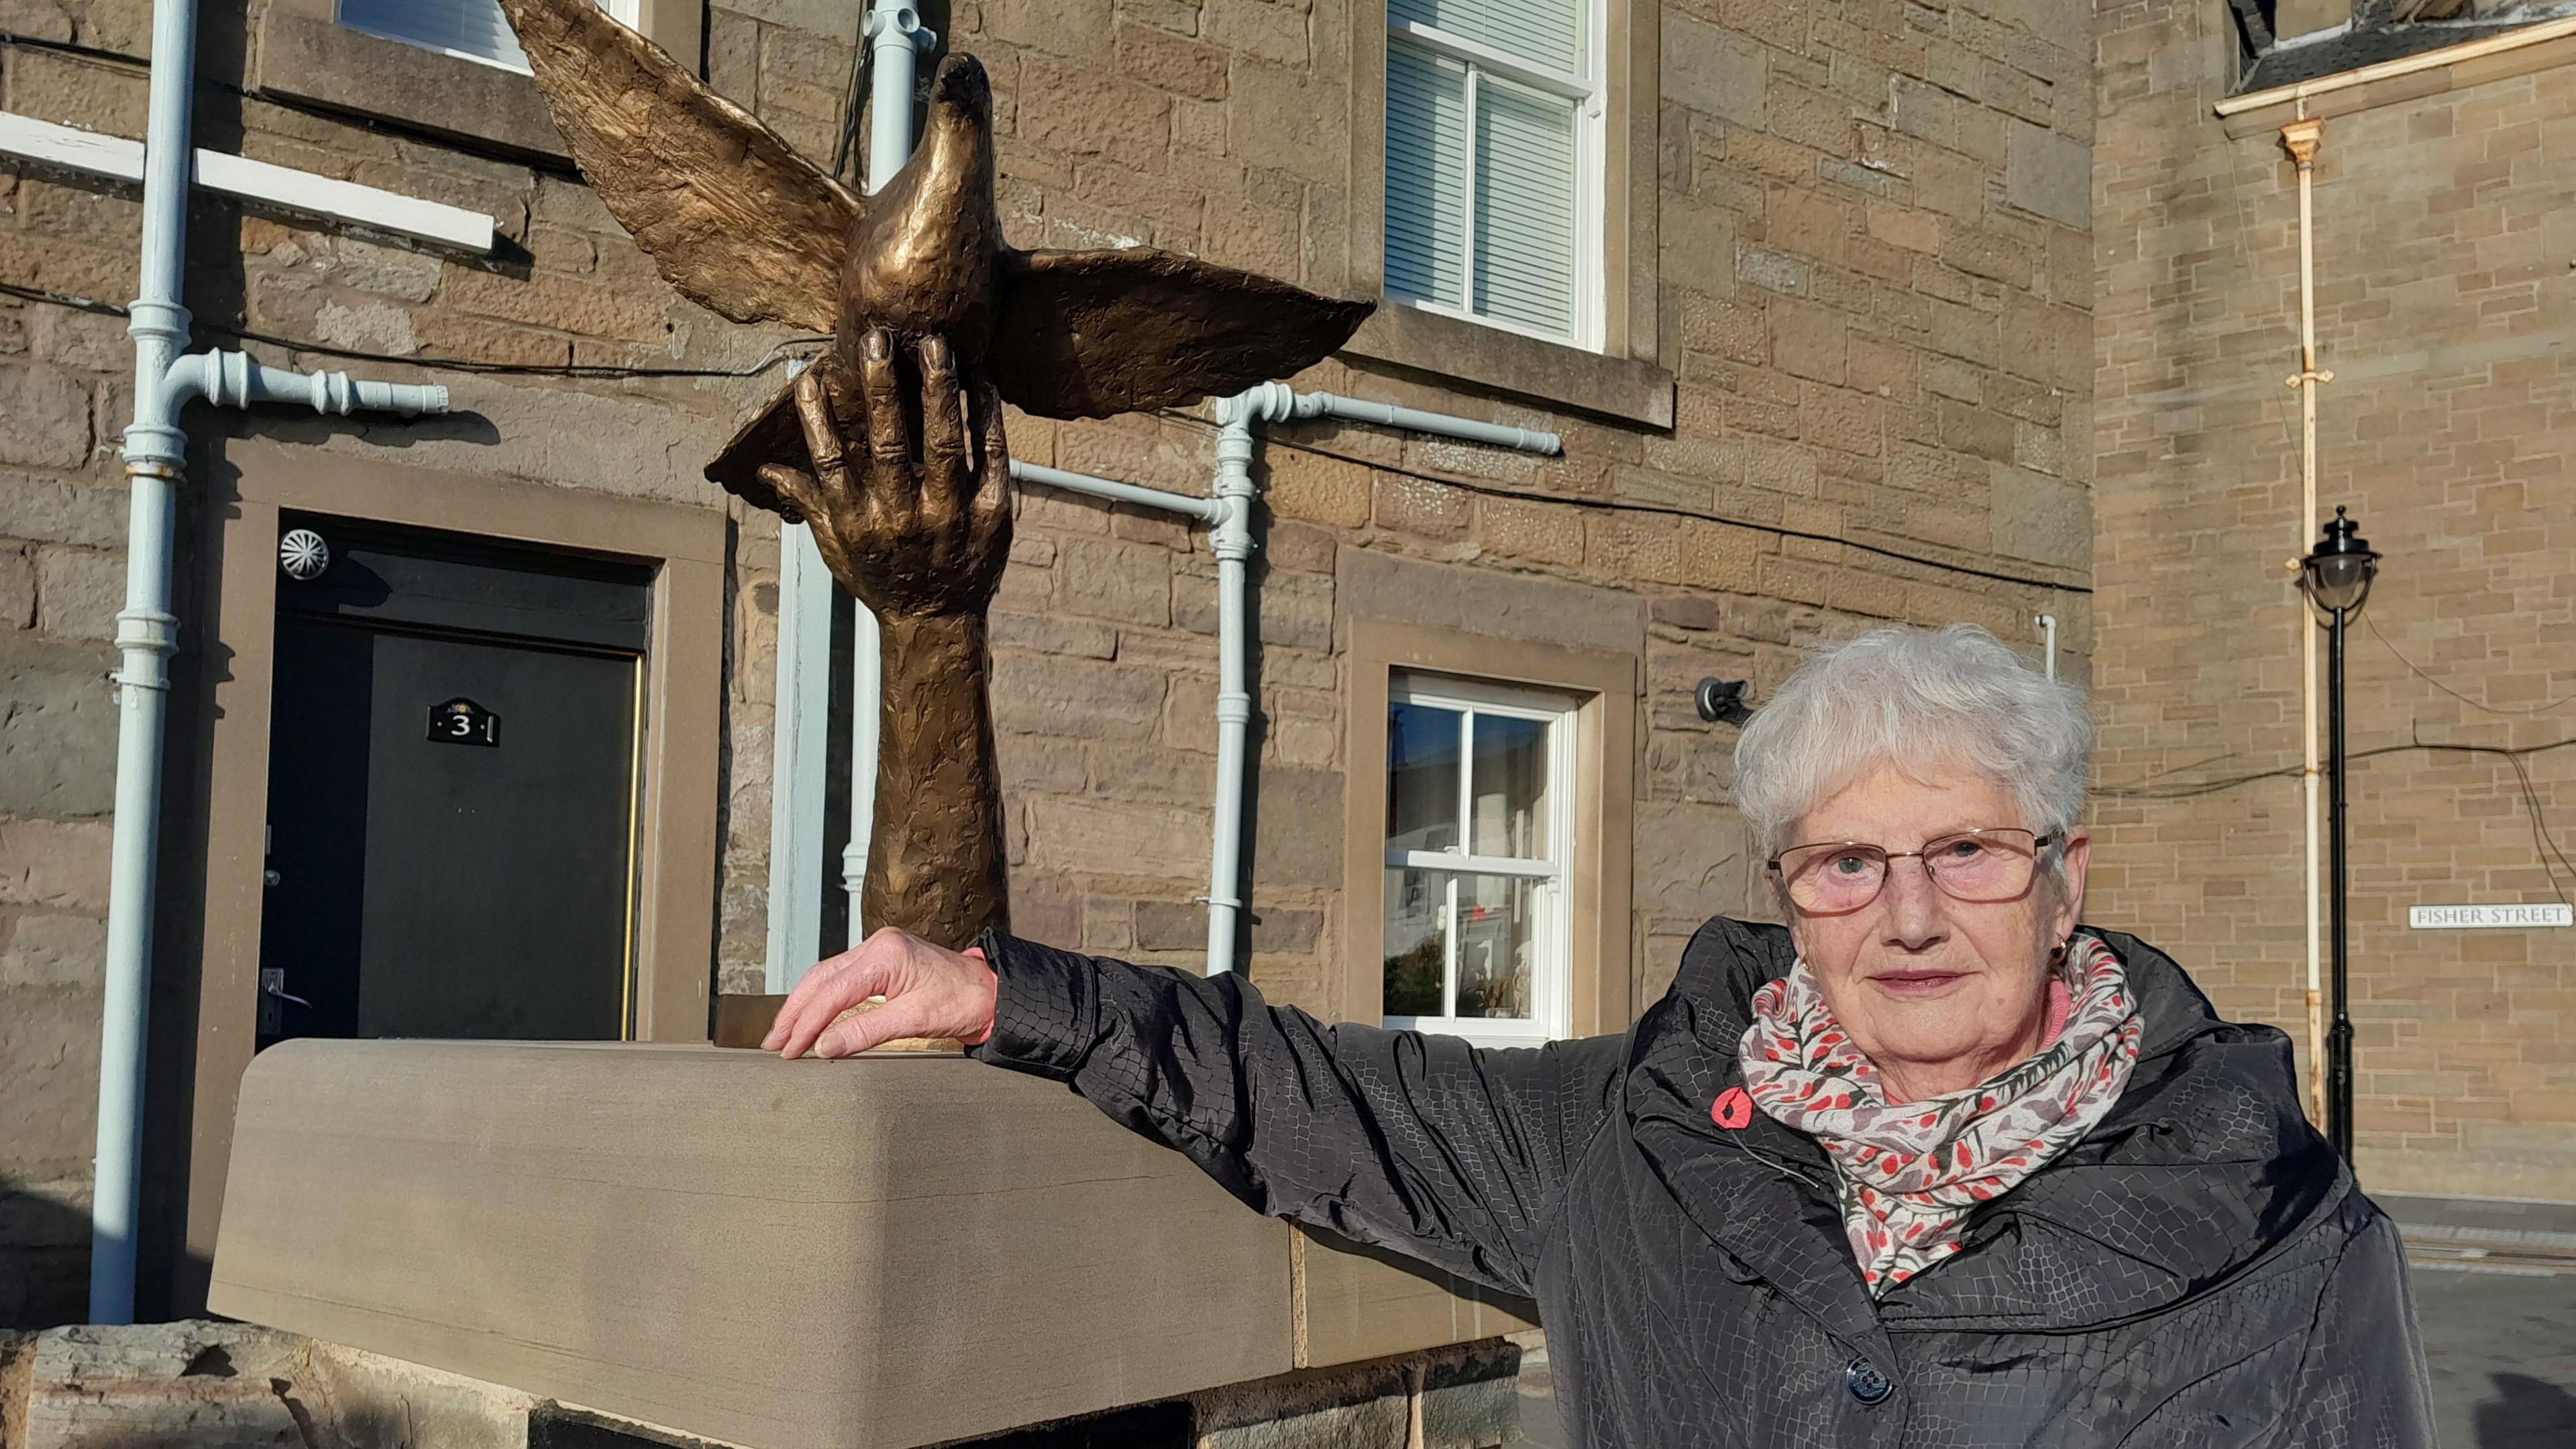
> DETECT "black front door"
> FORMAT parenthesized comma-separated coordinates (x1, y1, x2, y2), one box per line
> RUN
(258, 515, 652, 1044)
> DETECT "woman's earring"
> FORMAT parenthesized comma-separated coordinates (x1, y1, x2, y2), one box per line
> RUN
(2048, 940, 2069, 967)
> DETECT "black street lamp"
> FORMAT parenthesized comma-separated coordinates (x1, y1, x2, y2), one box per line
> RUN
(2300, 506, 2380, 1163)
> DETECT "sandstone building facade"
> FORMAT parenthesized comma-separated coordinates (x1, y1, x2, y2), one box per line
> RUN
(0, 0, 2094, 1362)
(2092, 1, 2576, 1199)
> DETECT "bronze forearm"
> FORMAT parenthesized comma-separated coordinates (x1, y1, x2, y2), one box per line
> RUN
(863, 611, 1009, 951)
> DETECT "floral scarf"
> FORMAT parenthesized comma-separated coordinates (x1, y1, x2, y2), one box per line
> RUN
(1736, 934, 2143, 1294)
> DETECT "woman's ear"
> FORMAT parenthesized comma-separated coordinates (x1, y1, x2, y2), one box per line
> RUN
(2050, 829, 2092, 938)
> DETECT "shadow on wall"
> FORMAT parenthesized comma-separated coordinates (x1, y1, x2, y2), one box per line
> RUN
(0, 1180, 90, 1330)
(2478, 1372, 2576, 1449)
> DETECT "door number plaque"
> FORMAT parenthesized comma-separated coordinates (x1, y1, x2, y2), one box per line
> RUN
(428, 697, 500, 747)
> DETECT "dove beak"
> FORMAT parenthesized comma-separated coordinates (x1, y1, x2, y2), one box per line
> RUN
(928, 52, 991, 121)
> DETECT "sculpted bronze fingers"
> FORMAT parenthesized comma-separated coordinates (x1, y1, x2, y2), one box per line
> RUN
(759, 328, 1013, 621)
(913, 335, 969, 535)
(753, 369, 857, 587)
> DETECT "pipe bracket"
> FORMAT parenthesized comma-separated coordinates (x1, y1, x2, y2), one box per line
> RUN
(122, 297, 191, 348)
(111, 606, 179, 691)
(112, 605, 177, 649)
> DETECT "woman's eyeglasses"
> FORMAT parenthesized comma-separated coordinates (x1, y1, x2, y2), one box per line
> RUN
(1766, 828, 2053, 914)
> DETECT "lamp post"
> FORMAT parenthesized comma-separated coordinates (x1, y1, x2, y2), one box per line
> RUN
(2300, 506, 2380, 1163)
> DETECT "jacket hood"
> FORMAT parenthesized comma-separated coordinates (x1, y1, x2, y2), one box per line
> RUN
(1629, 917, 2349, 1334)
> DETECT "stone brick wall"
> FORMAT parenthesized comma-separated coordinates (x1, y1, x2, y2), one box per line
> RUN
(0, 0, 2095, 1325)
(701, 0, 2100, 1010)
(2091, 8, 2576, 1196)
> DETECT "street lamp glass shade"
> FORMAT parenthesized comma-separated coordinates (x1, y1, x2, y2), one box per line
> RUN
(2302, 506, 2381, 615)
(2307, 551, 2376, 612)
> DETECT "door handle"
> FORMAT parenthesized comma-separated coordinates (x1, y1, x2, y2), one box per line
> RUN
(260, 969, 312, 1008)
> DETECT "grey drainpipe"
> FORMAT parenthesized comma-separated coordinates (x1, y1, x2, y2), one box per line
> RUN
(92, 0, 447, 1324)
(1201, 384, 1561, 975)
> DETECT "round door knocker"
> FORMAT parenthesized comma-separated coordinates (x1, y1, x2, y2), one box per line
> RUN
(278, 528, 330, 582)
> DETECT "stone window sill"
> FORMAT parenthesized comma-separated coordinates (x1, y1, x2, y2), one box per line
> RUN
(252, 3, 571, 162)
(1341, 303, 1676, 431)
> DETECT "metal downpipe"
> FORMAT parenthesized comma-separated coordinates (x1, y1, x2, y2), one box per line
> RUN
(1197, 385, 1559, 977)
(1202, 387, 1289, 975)
(92, 0, 447, 1320)
(2282, 116, 2332, 1128)
(89, 0, 201, 1327)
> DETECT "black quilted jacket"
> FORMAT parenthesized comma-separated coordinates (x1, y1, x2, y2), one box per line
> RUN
(972, 915, 2434, 1448)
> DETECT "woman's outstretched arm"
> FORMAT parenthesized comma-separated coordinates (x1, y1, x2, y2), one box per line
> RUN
(766, 927, 1627, 1297)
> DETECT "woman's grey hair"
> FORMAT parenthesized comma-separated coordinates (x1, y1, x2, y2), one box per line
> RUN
(1733, 624, 2093, 866)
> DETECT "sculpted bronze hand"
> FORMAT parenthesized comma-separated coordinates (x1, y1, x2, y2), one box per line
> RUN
(755, 329, 1012, 947)
(496, 0, 1373, 953)
(755, 330, 1012, 623)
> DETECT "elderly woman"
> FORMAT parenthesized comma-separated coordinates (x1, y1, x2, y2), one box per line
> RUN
(768, 624, 2432, 1446)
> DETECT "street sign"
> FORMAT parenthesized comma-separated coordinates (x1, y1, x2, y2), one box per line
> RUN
(2408, 903, 2574, 930)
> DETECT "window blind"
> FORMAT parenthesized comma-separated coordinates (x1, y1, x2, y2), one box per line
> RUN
(1472, 77, 1576, 336)
(1389, 0, 1584, 75)
(338, 0, 635, 73)
(1385, 41, 1469, 311)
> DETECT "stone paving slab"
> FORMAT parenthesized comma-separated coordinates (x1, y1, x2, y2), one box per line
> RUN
(2413, 1262, 2576, 1449)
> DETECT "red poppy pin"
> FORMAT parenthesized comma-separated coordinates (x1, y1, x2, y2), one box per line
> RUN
(1711, 1085, 1754, 1130)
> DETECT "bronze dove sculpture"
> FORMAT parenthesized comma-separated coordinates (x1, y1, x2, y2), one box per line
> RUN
(497, 0, 1371, 961)
(494, 0, 1372, 514)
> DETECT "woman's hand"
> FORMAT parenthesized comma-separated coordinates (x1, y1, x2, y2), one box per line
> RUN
(763, 927, 1001, 1059)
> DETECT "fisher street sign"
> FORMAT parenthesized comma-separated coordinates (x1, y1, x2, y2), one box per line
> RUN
(2406, 903, 2575, 930)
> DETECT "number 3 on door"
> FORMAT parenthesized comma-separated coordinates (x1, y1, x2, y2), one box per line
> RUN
(427, 697, 501, 748)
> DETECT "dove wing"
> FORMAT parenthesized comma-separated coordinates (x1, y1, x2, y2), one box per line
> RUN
(496, 0, 860, 334)
(987, 250, 1374, 419)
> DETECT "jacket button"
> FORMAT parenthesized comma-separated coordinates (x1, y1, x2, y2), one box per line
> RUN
(1845, 1357, 1894, 1406)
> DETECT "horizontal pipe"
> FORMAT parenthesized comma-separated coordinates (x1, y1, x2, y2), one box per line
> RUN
(169, 350, 449, 416)
(2212, 15, 2576, 115)
(1009, 458, 1224, 522)
(1293, 390, 1562, 456)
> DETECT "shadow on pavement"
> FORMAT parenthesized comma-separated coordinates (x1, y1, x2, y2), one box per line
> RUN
(2475, 1371, 2576, 1449)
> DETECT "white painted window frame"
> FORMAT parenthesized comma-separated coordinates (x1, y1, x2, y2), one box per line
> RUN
(0, 112, 496, 254)
(336, 0, 639, 75)
(1381, 672, 1578, 1046)
(1384, 0, 1609, 352)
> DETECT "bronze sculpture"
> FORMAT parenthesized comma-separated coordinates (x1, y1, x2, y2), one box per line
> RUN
(494, 0, 1372, 954)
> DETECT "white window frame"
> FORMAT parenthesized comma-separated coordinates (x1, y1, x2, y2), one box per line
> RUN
(337, 0, 639, 74)
(1381, 672, 1579, 1046)
(1384, 0, 1609, 351)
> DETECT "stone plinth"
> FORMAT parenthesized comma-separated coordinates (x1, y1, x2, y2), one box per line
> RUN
(208, 1040, 1515, 1449)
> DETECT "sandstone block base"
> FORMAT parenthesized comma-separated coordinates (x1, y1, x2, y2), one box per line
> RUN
(209, 1040, 1519, 1449)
